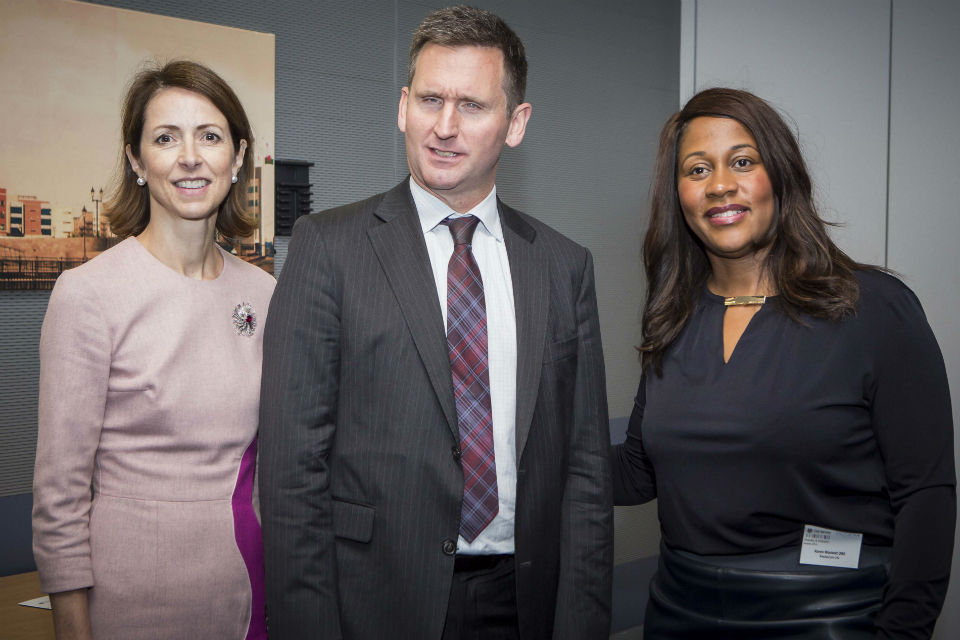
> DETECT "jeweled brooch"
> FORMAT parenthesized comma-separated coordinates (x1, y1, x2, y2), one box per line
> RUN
(232, 302, 257, 337)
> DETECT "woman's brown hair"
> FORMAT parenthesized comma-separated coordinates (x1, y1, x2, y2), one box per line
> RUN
(641, 88, 869, 374)
(106, 60, 256, 239)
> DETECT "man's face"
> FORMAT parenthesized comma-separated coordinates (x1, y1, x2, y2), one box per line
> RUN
(399, 43, 531, 213)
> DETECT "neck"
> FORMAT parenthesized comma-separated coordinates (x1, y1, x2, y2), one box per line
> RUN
(136, 215, 222, 280)
(410, 175, 495, 214)
(706, 251, 775, 298)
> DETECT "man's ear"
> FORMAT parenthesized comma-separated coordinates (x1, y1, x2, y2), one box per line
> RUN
(398, 87, 410, 133)
(504, 102, 532, 148)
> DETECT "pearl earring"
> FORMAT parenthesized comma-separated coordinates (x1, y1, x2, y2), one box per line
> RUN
(231, 175, 238, 184)
(136, 177, 146, 186)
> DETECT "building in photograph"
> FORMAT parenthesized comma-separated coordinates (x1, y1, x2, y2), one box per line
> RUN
(11, 196, 52, 236)
(73, 208, 94, 238)
(53, 208, 74, 238)
(8, 201, 21, 237)
(241, 166, 262, 255)
(98, 213, 112, 238)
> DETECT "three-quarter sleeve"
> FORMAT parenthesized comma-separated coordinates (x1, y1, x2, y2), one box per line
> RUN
(611, 376, 657, 505)
(32, 270, 112, 594)
(865, 278, 956, 638)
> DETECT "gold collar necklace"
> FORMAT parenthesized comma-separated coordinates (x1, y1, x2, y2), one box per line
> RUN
(723, 295, 767, 307)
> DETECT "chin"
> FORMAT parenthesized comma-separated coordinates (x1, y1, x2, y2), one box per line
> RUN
(178, 208, 219, 221)
(420, 172, 462, 191)
(710, 244, 767, 261)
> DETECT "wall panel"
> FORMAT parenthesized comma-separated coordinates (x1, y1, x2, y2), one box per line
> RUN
(690, 0, 891, 265)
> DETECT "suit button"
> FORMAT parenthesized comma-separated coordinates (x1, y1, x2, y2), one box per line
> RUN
(442, 539, 456, 555)
(451, 446, 462, 461)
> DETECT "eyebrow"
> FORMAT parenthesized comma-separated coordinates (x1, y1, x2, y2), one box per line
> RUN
(679, 143, 758, 165)
(150, 123, 224, 131)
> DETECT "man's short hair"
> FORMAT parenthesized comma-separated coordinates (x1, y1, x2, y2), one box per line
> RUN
(408, 5, 528, 112)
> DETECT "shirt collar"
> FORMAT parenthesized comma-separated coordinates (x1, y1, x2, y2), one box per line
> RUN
(408, 177, 503, 242)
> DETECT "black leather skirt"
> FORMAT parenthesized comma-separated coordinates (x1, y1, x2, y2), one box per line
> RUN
(643, 542, 890, 639)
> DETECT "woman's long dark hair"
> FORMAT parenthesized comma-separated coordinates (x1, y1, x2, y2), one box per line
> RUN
(641, 88, 868, 374)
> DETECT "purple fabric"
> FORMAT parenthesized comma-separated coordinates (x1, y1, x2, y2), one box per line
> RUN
(444, 216, 498, 542)
(232, 435, 267, 639)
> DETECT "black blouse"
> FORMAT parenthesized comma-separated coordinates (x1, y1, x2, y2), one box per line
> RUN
(612, 270, 956, 638)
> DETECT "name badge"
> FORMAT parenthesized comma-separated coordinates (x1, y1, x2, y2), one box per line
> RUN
(799, 524, 862, 569)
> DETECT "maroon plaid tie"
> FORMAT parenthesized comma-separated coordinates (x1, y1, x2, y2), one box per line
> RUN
(443, 216, 498, 542)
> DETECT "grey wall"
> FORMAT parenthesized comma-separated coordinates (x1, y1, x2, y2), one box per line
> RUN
(681, 1, 960, 637)
(683, 0, 890, 265)
(0, 292, 44, 496)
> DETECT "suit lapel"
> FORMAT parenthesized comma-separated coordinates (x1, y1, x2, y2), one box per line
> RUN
(367, 181, 459, 439)
(499, 201, 548, 459)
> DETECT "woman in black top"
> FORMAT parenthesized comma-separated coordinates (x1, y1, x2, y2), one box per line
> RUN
(612, 88, 955, 639)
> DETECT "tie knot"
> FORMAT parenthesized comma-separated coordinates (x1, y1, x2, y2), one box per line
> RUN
(444, 215, 480, 246)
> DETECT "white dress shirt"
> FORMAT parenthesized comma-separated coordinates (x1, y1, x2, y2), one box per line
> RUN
(409, 177, 517, 555)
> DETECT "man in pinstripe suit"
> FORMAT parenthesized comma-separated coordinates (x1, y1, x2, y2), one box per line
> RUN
(259, 6, 612, 639)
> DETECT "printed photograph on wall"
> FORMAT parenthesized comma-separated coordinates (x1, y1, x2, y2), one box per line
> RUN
(0, 0, 276, 289)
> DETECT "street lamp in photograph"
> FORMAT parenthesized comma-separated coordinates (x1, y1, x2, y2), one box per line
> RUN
(80, 206, 88, 261)
(91, 187, 103, 237)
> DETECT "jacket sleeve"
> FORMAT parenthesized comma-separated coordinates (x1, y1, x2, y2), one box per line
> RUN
(611, 374, 658, 505)
(33, 270, 111, 594)
(258, 216, 344, 638)
(552, 250, 614, 639)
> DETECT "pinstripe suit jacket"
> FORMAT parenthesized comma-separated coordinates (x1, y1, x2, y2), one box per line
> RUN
(259, 180, 612, 639)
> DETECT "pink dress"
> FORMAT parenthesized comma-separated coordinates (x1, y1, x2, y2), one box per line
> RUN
(33, 237, 275, 639)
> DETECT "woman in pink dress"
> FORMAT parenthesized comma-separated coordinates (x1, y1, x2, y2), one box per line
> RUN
(33, 60, 274, 640)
